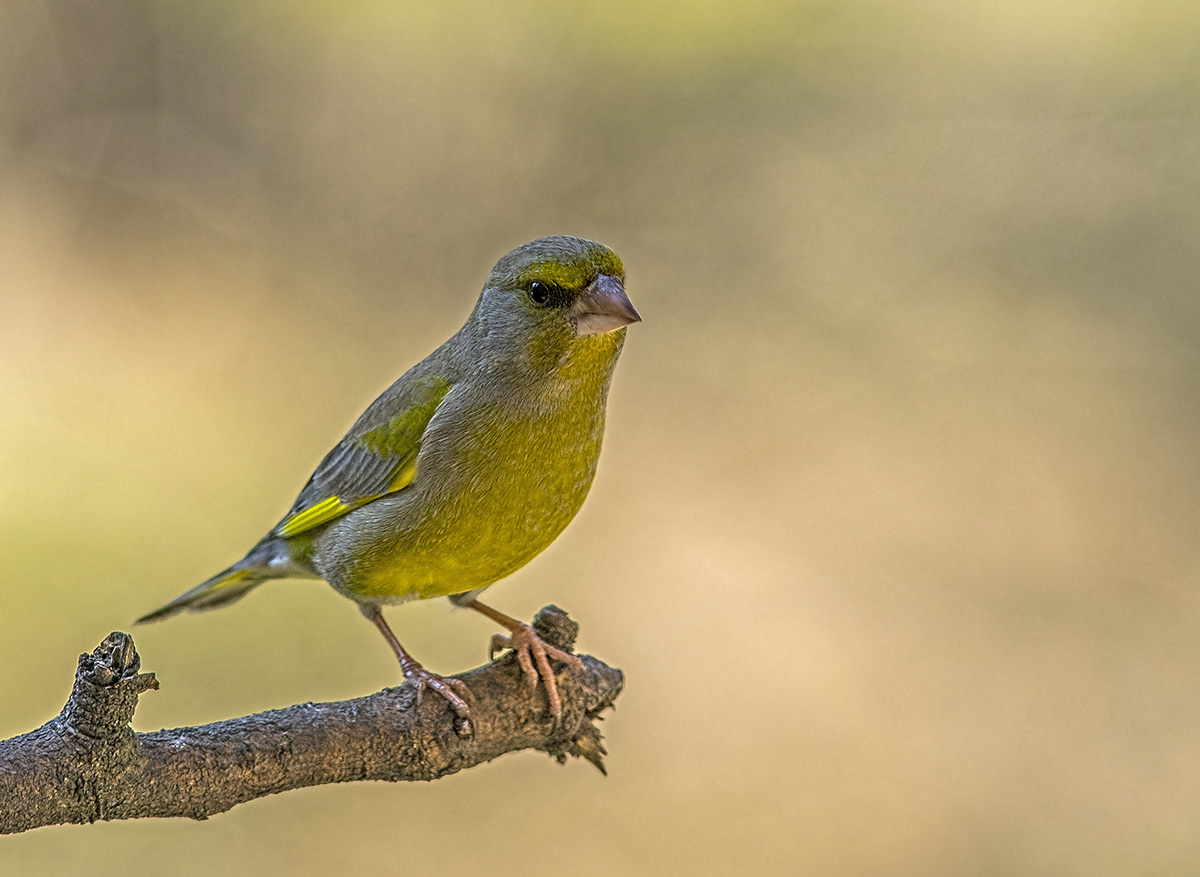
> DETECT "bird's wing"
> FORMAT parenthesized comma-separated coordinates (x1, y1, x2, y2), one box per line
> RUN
(272, 373, 453, 539)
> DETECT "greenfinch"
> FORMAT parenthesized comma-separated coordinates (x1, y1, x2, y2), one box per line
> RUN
(138, 236, 639, 732)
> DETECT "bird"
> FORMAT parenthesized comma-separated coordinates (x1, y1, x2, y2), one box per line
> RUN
(137, 235, 639, 734)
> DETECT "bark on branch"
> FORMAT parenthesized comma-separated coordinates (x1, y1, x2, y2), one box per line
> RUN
(0, 606, 623, 834)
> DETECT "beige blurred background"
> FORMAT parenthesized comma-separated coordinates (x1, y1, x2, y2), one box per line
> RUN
(4, 0, 1200, 873)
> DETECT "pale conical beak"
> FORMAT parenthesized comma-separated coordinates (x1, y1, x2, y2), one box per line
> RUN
(571, 274, 642, 336)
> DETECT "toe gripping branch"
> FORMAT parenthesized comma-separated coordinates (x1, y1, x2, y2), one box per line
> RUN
(519, 605, 622, 774)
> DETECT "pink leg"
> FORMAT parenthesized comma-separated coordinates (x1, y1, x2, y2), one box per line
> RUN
(369, 608, 472, 735)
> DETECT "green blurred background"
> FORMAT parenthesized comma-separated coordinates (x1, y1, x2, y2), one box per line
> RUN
(4, 0, 1200, 873)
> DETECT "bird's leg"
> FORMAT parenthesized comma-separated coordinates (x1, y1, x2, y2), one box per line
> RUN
(462, 599, 584, 725)
(368, 607, 473, 734)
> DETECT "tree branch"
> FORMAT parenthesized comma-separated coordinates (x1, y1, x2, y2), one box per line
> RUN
(0, 606, 623, 834)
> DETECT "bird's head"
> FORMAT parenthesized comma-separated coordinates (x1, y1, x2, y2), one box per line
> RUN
(472, 236, 640, 373)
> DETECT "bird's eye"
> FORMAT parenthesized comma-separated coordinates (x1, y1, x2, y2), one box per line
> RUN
(527, 281, 550, 305)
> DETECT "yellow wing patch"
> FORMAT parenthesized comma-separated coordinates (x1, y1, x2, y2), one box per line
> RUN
(275, 452, 419, 539)
(277, 496, 352, 538)
(388, 452, 419, 492)
(273, 377, 449, 540)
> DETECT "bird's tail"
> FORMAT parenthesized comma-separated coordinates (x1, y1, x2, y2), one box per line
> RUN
(136, 564, 267, 624)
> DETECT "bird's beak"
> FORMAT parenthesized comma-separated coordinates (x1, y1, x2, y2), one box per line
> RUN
(571, 274, 641, 336)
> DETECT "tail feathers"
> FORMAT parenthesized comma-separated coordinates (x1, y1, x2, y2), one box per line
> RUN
(136, 565, 266, 625)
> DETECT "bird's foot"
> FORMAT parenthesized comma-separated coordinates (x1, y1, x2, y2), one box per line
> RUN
(402, 659, 474, 737)
(490, 622, 584, 725)
(368, 606, 473, 736)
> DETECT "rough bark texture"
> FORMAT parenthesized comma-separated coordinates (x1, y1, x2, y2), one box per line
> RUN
(0, 606, 623, 834)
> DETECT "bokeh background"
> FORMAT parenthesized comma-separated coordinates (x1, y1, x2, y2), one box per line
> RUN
(4, 1, 1200, 873)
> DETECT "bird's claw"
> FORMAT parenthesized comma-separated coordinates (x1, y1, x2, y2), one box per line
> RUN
(403, 664, 474, 736)
(489, 622, 584, 725)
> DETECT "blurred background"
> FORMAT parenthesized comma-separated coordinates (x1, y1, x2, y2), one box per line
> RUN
(3, 0, 1200, 873)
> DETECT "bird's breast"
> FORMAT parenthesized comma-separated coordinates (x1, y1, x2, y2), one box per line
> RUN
(317, 378, 608, 602)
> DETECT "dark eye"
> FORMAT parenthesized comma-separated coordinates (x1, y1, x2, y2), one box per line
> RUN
(527, 281, 550, 305)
